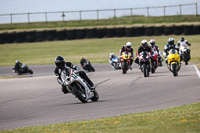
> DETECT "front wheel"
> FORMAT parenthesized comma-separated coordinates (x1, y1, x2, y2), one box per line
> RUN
(122, 61, 127, 74)
(143, 64, 149, 77)
(73, 85, 88, 103)
(91, 90, 99, 102)
(172, 64, 178, 76)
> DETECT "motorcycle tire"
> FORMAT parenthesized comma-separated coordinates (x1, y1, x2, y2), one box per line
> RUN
(29, 70, 33, 74)
(122, 61, 127, 74)
(184, 54, 188, 65)
(172, 64, 178, 76)
(144, 64, 149, 77)
(91, 90, 99, 102)
(151, 61, 155, 73)
(73, 85, 88, 103)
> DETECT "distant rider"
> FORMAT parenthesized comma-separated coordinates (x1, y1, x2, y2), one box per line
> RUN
(119, 42, 134, 70)
(177, 37, 191, 60)
(14, 60, 23, 71)
(135, 39, 153, 66)
(149, 39, 160, 56)
(80, 57, 88, 70)
(164, 38, 179, 64)
(54, 56, 95, 94)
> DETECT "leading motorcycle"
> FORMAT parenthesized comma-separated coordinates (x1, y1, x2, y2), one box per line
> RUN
(167, 48, 181, 76)
(61, 68, 99, 103)
(120, 51, 131, 74)
(139, 51, 151, 77)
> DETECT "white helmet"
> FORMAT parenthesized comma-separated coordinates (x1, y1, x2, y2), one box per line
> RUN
(126, 42, 132, 50)
(141, 39, 148, 49)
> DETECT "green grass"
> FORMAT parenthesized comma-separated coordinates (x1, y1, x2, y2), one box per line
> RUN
(1, 102, 199, 132)
(0, 15, 200, 31)
(0, 35, 200, 66)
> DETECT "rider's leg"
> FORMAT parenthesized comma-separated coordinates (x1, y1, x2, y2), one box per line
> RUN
(79, 71, 95, 89)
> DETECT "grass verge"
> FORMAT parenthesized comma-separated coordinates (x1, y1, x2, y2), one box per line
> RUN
(0, 35, 200, 66)
(1, 102, 200, 132)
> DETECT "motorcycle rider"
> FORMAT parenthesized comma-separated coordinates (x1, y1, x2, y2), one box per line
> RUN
(54, 56, 95, 94)
(135, 39, 153, 66)
(164, 38, 179, 64)
(119, 42, 134, 70)
(177, 37, 191, 60)
(14, 60, 23, 71)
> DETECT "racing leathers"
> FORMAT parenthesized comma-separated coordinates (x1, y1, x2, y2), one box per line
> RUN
(135, 45, 153, 64)
(119, 45, 134, 66)
(54, 62, 94, 94)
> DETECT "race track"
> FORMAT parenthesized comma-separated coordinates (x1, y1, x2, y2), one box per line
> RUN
(0, 63, 200, 130)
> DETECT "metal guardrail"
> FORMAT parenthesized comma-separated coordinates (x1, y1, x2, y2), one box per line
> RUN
(0, 3, 198, 24)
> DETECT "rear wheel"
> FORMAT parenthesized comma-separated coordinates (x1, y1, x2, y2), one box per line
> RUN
(73, 85, 88, 103)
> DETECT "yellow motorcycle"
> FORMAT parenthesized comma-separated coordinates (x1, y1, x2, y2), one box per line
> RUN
(120, 51, 131, 74)
(167, 48, 181, 76)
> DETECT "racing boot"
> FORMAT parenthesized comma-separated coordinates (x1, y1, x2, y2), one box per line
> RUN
(61, 84, 68, 94)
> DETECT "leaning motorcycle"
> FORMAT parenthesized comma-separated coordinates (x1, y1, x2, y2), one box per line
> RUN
(167, 48, 181, 77)
(120, 51, 131, 74)
(139, 51, 151, 77)
(61, 68, 99, 103)
(109, 54, 121, 70)
(179, 44, 190, 65)
(83, 60, 95, 72)
(13, 64, 33, 75)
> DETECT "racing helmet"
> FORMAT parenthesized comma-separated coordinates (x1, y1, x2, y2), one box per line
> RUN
(55, 56, 65, 69)
(110, 53, 114, 58)
(168, 38, 174, 45)
(15, 60, 19, 63)
(126, 42, 132, 50)
(180, 37, 185, 42)
(150, 39, 156, 46)
(141, 39, 148, 49)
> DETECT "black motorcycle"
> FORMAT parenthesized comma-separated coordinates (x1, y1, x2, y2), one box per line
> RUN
(82, 60, 95, 72)
(13, 63, 33, 75)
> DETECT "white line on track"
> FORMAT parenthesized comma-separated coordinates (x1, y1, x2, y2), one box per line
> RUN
(194, 64, 200, 79)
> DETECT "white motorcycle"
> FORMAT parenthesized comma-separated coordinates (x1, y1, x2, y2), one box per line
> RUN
(179, 42, 190, 65)
(61, 68, 99, 103)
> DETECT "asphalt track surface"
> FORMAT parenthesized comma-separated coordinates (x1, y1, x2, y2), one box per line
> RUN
(0, 63, 200, 130)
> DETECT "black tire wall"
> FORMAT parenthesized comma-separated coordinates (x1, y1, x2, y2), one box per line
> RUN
(174, 25, 184, 35)
(36, 30, 46, 42)
(86, 28, 97, 38)
(116, 27, 125, 37)
(193, 25, 200, 35)
(16, 32, 26, 43)
(134, 27, 144, 36)
(67, 29, 76, 40)
(0, 33, 6, 44)
(164, 26, 174, 35)
(125, 27, 135, 37)
(184, 25, 193, 35)
(5, 32, 16, 43)
(145, 26, 154, 36)
(26, 31, 36, 42)
(106, 28, 116, 37)
(97, 28, 106, 38)
(76, 29, 86, 39)
(57, 30, 66, 40)
(46, 30, 56, 41)
(154, 26, 164, 36)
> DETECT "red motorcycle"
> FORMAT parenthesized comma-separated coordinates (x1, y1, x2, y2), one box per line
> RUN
(151, 51, 158, 73)
(139, 51, 151, 77)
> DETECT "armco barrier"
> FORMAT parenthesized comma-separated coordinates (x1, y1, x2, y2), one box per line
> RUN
(164, 26, 174, 35)
(193, 25, 200, 34)
(16, 31, 26, 43)
(0, 33, 6, 44)
(57, 30, 66, 40)
(154, 26, 164, 36)
(36, 30, 46, 42)
(86, 28, 97, 38)
(46, 30, 56, 41)
(26, 31, 36, 42)
(67, 29, 76, 40)
(134, 27, 144, 36)
(184, 25, 193, 35)
(174, 25, 184, 35)
(145, 26, 154, 36)
(125, 27, 135, 37)
(76, 29, 86, 39)
(116, 27, 125, 37)
(106, 27, 116, 37)
(96, 28, 106, 38)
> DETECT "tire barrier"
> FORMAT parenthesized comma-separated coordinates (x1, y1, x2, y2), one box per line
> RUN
(154, 26, 164, 36)
(36, 30, 46, 42)
(125, 27, 135, 37)
(193, 25, 200, 35)
(67, 29, 76, 40)
(76, 29, 86, 39)
(184, 25, 193, 35)
(57, 29, 66, 40)
(106, 27, 116, 37)
(174, 25, 184, 35)
(86, 28, 97, 38)
(26, 31, 36, 42)
(134, 27, 144, 36)
(0, 33, 6, 44)
(116, 27, 125, 37)
(46, 30, 56, 41)
(1, 24, 200, 44)
(145, 26, 154, 36)
(16, 31, 26, 43)
(96, 28, 106, 38)
(164, 26, 174, 35)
